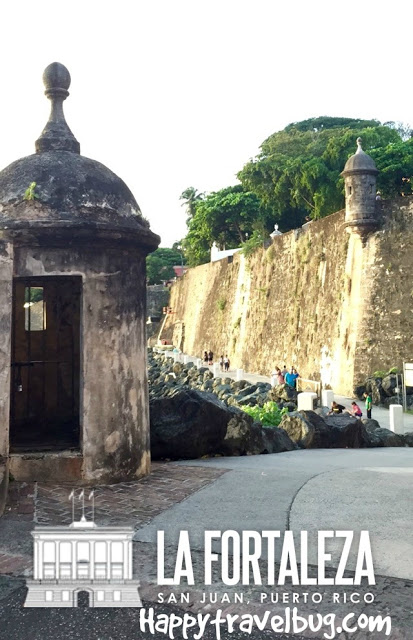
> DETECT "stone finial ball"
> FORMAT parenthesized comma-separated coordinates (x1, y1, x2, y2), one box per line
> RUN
(43, 62, 71, 91)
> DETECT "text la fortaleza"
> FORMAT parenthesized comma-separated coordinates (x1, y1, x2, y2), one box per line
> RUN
(157, 530, 375, 586)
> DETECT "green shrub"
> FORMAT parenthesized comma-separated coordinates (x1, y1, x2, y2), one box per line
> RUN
(241, 230, 264, 257)
(373, 370, 387, 379)
(216, 298, 226, 311)
(241, 401, 288, 427)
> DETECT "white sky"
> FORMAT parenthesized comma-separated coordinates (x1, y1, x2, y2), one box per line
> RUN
(0, 0, 412, 247)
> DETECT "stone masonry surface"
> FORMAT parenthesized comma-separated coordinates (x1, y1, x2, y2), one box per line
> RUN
(0, 463, 227, 577)
(161, 198, 413, 398)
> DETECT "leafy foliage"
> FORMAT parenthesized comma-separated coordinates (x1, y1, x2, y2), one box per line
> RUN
(238, 117, 402, 224)
(241, 401, 288, 427)
(146, 248, 184, 285)
(241, 229, 265, 257)
(23, 182, 39, 201)
(370, 138, 413, 198)
(179, 117, 413, 268)
(182, 185, 272, 266)
(180, 187, 204, 222)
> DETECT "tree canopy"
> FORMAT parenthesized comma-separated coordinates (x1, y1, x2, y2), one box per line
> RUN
(179, 117, 413, 266)
(181, 185, 272, 267)
(146, 247, 184, 285)
(179, 187, 204, 222)
(237, 117, 409, 225)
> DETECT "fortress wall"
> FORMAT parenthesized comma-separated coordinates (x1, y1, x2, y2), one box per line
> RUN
(162, 198, 413, 396)
(354, 198, 413, 380)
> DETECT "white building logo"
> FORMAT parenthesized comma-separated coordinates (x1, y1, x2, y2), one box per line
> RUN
(24, 490, 142, 608)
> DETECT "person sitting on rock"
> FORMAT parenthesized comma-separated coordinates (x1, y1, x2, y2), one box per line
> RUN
(344, 401, 363, 418)
(327, 401, 345, 415)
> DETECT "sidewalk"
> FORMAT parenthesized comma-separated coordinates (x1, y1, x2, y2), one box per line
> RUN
(172, 352, 413, 432)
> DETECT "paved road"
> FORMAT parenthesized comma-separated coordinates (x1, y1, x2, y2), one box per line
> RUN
(135, 449, 413, 581)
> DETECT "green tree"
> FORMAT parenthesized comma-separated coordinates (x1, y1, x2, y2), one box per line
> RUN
(179, 187, 204, 223)
(370, 138, 413, 198)
(146, 248, 185, 285)
(182, 185, 271, 266)
(237, 117, 401, 224)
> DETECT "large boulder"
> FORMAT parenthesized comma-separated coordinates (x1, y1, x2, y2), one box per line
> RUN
(279, 411, 369, 449)
(365, 377, 385, 404)
(223, 418, 296, 456)
(354, 385, 366, 400)
(362, 419, 405, 447)
(279, 411, 331, 448)
(261, 426, 297, 454)
(381, 374, 397, 397)
(269, 384, 297, 404)
(403, 432, 413, 447)
(324, 415, 370, 448)
(222, 416, 264, 456)
(150, 389, 234, 459)
(236, 385, 257, 398)
(150, 389, 296, 459)
(231, 380, 249, 391)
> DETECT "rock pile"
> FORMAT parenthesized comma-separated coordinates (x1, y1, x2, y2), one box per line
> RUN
(148, 351, 412, 459)
(150, 388, 296, 460)
(148, 352, 298, 459)
(148, 353, 277, 407)
(356, 371, 413, 408)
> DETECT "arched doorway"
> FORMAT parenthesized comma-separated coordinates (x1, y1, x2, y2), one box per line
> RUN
(76, 589, 92, 608)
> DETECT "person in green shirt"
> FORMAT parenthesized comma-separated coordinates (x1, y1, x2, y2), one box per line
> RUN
(364, 392, 372, 419)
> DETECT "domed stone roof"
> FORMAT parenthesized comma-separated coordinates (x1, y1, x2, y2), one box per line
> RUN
(342, 137, 378, 175)
(0, 63, 159, 250)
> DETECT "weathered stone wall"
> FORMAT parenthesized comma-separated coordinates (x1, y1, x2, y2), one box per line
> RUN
(14, 245, 150, 483)
(0, 239, 13, 457)
(146, 285, 169, 317)
(354, 198, 413, 379)
(161, 198, 413, 396)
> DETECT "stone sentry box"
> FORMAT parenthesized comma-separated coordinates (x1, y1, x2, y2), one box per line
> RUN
(0, 63, 159, 484)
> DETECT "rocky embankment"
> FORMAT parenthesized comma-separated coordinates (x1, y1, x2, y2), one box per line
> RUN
(148, 351, 412, 460)
(356, 371, 413, 408)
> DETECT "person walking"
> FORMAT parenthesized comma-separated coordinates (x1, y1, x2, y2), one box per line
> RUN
(219, 355, 224, 372)
(224, 355, 230, 372)
(208, 350, 214, 365)
(364, 392, 372, 419)
(203, 351, 208, 364)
